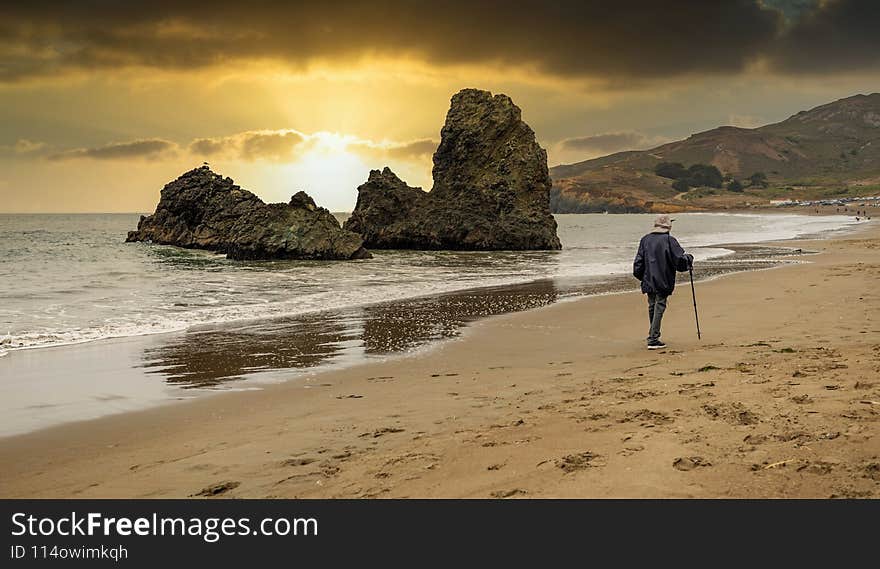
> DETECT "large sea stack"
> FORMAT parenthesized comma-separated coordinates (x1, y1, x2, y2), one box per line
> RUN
(126, 166, 370, 260)
(344, 89, 561, 250)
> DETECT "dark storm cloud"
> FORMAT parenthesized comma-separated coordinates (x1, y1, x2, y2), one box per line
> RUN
(2, 1, 875, 83)
(0, 0, 783, 82)
(761, 0, 816, 22)
(560, 131, 667, 154)
(48, 139, 178, 161)
(771, 0, 880, 73)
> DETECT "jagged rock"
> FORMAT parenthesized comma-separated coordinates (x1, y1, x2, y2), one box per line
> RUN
(126, 166, 370, 260)
(342, 167, 427, 249)
(344, 88, 561, 250)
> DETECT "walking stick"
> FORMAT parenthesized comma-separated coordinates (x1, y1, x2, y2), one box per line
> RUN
(689, 266, 701, 340)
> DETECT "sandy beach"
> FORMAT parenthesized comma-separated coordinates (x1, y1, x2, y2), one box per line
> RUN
(1, 223, 878, 499)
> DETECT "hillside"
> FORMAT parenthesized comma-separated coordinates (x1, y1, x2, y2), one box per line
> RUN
(550, 93, 880, 212)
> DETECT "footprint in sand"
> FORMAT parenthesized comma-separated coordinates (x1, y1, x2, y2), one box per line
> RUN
(331, 450, 356, 461)
(673, 457, 711, 471)
(677, 381, 715, 395)
(619, 409, 674, 427)
(620, 389, 664, 400)
(184, 463, 217, 472)
(71, 483, 100, 495)
(743, 433, 771, 445)
(618, 445, 645, 456)
(282, 458, 317, 467)
(360, 427, 406, 438)
(318, 461, 341, 477)
(554, 451, 604, 472)
(193, 481, 240, 497)
(701, 402, 760, 425)
(796, 461, 835, 475)
(829, 487, 874, 499)
(490, 488, 528, 498)
(790, 394, 813, 404)
(862, 462, 880, 481)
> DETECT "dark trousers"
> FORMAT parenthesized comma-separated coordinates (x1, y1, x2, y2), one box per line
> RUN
(647, 293, 668, 342)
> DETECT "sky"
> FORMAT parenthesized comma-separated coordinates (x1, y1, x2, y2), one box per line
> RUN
(1, 0, 879, 213)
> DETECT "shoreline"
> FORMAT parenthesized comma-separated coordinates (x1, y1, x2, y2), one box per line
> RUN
(0, 237, 833, 438)
(1, 222, 878, 497)
(1, 211, 861, 356)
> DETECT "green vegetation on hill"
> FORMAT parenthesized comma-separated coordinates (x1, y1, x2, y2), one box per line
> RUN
(654, 162, 723, 191)
(749, 172, 768, 188)
(655, 162, 688, 180)
(550, 93, 880, 212)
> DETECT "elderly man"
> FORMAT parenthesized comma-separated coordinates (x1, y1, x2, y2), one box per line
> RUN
(633, 214, 693, 349)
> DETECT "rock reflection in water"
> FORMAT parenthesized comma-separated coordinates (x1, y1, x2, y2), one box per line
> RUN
(139, 244, 804, 389)
(360, 280, 560, 354)
(139, 316, 357, 387)
(140, 279, 560, 388)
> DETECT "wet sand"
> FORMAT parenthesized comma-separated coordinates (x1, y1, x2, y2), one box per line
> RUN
(0, 244, 799, 437)
(0, 225, 878, 498)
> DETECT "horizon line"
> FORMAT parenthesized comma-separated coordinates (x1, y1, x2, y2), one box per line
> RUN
(0, 211, 357, 215)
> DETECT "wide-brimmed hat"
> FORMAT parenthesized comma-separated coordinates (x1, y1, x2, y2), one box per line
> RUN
(652, 214, 675, 233)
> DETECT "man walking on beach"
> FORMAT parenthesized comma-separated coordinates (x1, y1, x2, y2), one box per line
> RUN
(633, 214, 693, 349)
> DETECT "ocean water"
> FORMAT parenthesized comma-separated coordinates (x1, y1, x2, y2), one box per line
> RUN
(0, 212, 859, 353)
(0, 211, 864, 436)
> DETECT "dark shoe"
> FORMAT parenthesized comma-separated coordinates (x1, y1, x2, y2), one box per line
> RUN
(647, 341, 667, 350)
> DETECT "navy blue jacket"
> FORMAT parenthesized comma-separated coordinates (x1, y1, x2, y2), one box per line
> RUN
(633, 232, 692, 296)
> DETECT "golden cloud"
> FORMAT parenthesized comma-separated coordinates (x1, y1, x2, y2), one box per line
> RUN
(13, 139, 47, 153)
(47, 139, 179, 161)
(347, 138, 437, 162)
(46, 130, 437, 166)
(557, 131, 670, 156)
(189, 130, 307, 162)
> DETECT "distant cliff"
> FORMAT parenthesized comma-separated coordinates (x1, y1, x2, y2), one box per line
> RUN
(550, 93, 880, 212)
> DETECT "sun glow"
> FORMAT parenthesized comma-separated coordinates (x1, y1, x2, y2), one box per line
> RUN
(260, 143, 372, 211)
(247, 130, 433, 212)
(308, 131, 360, 153)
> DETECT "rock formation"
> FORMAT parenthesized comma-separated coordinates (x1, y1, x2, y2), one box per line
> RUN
(126, 166, 370, 260)
(344, 89, 561, 250)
